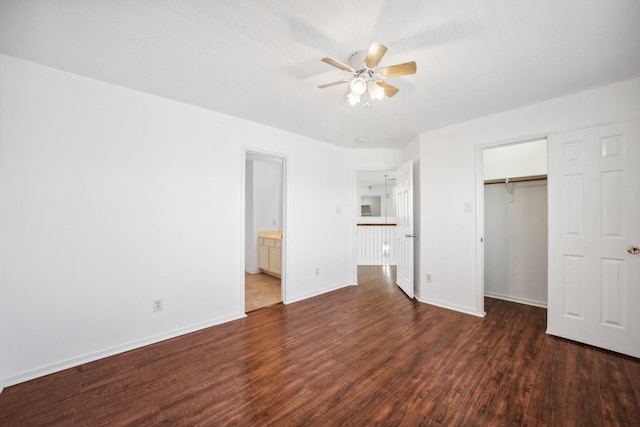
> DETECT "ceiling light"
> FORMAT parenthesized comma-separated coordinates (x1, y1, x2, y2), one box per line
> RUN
(368, 82, 384, 100)
(350, 77, 367, 95)
(318, 42, 417, 107)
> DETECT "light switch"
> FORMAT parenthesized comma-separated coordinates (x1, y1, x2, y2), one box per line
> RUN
(464, 202, 472, 212)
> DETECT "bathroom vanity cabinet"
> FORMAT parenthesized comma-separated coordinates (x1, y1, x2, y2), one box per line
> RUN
(258, 231, 281, 278)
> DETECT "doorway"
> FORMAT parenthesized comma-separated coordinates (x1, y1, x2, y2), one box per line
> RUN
(479, 138, 548, 312)
(244, 151, 285, 312)
(354, 163, 415, 299)
(355, 170, 398, 286)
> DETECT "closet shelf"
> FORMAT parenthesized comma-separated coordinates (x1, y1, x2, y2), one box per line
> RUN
(484, 174, 547, 185)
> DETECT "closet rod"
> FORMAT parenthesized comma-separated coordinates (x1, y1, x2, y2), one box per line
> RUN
(483, 174, 547, 185)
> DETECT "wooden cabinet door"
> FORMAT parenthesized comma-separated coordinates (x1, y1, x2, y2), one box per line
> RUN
(259, 244, 269, 271)
(269, 246, 281, 275)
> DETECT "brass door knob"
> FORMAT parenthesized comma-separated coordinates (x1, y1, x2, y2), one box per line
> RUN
(628, 246, 640, 254)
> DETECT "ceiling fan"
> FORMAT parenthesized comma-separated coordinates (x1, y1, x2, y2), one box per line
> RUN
(318, 42, 417, 106)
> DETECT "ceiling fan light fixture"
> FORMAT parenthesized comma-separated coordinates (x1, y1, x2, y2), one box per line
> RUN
(368, 81, 384, 100)
(347, 91, 361, 105)
(319, 42, 416, 105)
(350, 77, 367, 95)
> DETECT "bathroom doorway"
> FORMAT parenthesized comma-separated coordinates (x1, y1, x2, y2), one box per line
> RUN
(244, 151, 285, 312)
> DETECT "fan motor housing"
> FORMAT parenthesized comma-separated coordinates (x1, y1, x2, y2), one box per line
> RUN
(348, 50, 370, 71)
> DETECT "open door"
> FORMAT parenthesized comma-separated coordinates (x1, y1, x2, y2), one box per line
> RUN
(395, 160, 414, 298)
(548, 120, 640, 357)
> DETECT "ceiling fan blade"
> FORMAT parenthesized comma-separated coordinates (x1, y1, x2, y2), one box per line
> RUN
(364, 42, 388, 69)
(321, 57, 354, 73)
(376, 81, 399, 97)
(379, 61, 417, 78)
(318, 80, 350, 89)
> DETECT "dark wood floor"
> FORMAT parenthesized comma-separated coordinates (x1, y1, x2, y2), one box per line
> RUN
(2, 266, 639, 426)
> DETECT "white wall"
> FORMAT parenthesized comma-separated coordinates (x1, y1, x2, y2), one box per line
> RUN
(357, 184, 397, 221)
(0, 269, 5, 393)
(419, 77, 640, 316)
(253, 159, 282, 232)
(0, 54, 358, 386)
(483, 139, 547, 180)
(484, 181, 548, 306)
(348, 149, 405, 170)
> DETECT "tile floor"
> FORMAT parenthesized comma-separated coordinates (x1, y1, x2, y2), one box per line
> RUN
(245, 272, 282, 312)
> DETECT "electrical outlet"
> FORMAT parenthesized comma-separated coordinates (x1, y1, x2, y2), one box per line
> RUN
(153, 299, 163, 312)
(426, 274, 433, 283)
(315, 268, 320, 276)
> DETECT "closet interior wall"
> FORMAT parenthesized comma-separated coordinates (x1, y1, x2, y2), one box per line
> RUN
(484, 178, 548, 307)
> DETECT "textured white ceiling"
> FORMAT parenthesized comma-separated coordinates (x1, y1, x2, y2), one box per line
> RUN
(1, 0, 639, 149)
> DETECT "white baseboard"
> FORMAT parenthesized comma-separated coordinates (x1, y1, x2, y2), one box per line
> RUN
(3, 312, 246, 388)
(484, 292, 547, 308)
(415, 295, 486, 317)
(245, 268, 261, 274)
(285, 282, 357, 305)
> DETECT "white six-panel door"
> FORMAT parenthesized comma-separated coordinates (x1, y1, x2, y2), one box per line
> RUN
(395, 160, 414, 298)
(548, 120, 640, 358)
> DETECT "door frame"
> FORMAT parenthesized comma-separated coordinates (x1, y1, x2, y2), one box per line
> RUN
(474, 132, 550, 316)
(241, 146, 288, 308)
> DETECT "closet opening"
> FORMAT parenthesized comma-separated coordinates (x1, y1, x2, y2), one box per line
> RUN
(481, 138, 548, 312)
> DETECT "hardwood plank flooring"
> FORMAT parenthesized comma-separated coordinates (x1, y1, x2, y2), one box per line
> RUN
(1, 266, 639, 426)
